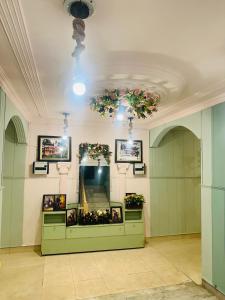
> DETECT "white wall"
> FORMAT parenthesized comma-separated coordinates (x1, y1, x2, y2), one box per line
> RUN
(23, 121, 150, 246)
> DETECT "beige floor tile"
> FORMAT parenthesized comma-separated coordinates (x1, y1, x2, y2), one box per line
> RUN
(45, 254, 70, 265)
(44, 261, 71, 274)
(156, 269, 190, 285)
(43, 269, 74, 287)
(43, 283, 76, 300)
(72, 265, 101, 282)
(127, 271, 167, 289)
(0, 236, 201, 298)
(0, 265, 44, 300)
(76, 278, 109, 299)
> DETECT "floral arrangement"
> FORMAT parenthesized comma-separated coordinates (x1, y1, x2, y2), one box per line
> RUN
(124, 194, 144, 209)
(79, 143, 112, 164)
(78, 209, 111, 225)
(90, 88, 160, 119)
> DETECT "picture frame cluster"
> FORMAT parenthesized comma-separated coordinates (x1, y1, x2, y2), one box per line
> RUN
(42, 194, 66, 211)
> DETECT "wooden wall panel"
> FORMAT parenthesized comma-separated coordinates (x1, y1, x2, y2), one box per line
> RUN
(150, 127, 201, 236)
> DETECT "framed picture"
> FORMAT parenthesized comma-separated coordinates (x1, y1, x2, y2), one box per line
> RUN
(38, 136, 71, 162)
(54, 194, 66, 211)
(42, 194, 66, 212)
(42, 194, 54, 211)
(66, 208, 77, 226)
(110, 206, 123, 223)
(115, 139, 143, 163)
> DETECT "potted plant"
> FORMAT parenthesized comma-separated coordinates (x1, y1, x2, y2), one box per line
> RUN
(124, 194, 144, 209)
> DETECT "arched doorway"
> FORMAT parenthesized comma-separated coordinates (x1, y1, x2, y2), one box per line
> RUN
(1, 116, 27, 248)
(150, 126, 201, 282)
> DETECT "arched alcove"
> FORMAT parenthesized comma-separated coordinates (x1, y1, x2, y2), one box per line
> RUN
(150, 126, 201, 236)
(6, 115, 27, 144)
(150, 123, 200, 148)
(1, 116, 27, 248)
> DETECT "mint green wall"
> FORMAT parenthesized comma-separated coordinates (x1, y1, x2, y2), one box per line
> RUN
(149, 109, 213, 285)
(150, 127, 201, 236)
(0, 88, 28, 248)
(211, 102, 225, 294)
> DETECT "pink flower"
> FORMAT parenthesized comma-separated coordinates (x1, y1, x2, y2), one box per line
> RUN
(120, 89, 126, 96)
(134, 89, 140, 96)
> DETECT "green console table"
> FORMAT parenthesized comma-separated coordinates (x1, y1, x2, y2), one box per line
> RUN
(41, 203, 145, 255)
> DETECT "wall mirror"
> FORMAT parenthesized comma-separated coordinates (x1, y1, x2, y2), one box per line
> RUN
(79, 165, 110, 211)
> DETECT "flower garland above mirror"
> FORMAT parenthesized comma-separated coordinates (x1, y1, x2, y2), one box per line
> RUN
(90, 88, 160, 119)
(79, 143, 112, 164)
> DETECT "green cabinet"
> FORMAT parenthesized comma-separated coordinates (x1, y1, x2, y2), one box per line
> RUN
(41, 205, 144, 255)
(125, 222, 144, 235)
(43, 225, 65, 240)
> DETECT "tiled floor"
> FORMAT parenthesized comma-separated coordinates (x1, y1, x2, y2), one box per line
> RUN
(0, 235, 203, 300)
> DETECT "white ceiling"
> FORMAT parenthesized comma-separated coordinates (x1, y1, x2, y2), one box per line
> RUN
(1, 0, 225, 127)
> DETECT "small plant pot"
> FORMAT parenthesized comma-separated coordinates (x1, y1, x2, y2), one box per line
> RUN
(125, 203, 143, 209)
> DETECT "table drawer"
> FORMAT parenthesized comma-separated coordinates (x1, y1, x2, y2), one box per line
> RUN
(125, 222, 144, 235)
(43, 225, 65, 240)
(66, 225, 124, 238)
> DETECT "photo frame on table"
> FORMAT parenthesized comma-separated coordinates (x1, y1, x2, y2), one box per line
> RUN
(42, 194, 66, 212)
(66, 208, 77, 226)
(115, 139, 143, 163)
(110, 206, 123, 223)
(38, 136, 71, 162)
(42, 194, 54, 211)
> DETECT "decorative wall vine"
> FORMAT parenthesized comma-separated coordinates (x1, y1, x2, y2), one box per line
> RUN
(79, 143, 112, 164)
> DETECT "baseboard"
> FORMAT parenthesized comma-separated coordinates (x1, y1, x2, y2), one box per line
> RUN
(0, 245, 41, 254)
(146, 233, 201, 242)
(202, 279, 225, 300)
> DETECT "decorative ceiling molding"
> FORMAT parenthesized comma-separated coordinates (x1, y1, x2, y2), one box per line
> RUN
(0, 0, 48, 117)
(149, 79, 225, 129)
(0, 65, 31, 120)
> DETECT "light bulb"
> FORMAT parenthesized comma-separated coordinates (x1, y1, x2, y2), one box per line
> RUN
(72, 82, 86, 96)
(128, 138, 133, 146)
(117, 113, 124, 121)
(98, 167, 102, 174)
(82, 156, 87, 162)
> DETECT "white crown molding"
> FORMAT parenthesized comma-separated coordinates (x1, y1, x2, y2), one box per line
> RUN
(0, 0, 48, 117)
(0, 65, 31, 121)
(148, 79, 225, 129)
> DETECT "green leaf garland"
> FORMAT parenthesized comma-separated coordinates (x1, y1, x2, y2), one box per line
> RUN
(90, 88, 160, 119)
(79, 143, 112, 164)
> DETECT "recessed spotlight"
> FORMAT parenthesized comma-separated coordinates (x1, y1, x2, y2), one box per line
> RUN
(72, 82, 86, 96)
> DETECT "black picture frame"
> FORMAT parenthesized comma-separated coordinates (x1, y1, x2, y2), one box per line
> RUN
(42, 194, 66, 212)
(110, 206, 123, 223)
(115, 139, 143, 163)
(54, 194, 66, 211)
(42, 194, 54, 212)
(66, 208, 77, 226)
(38, 135, 71, 162)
